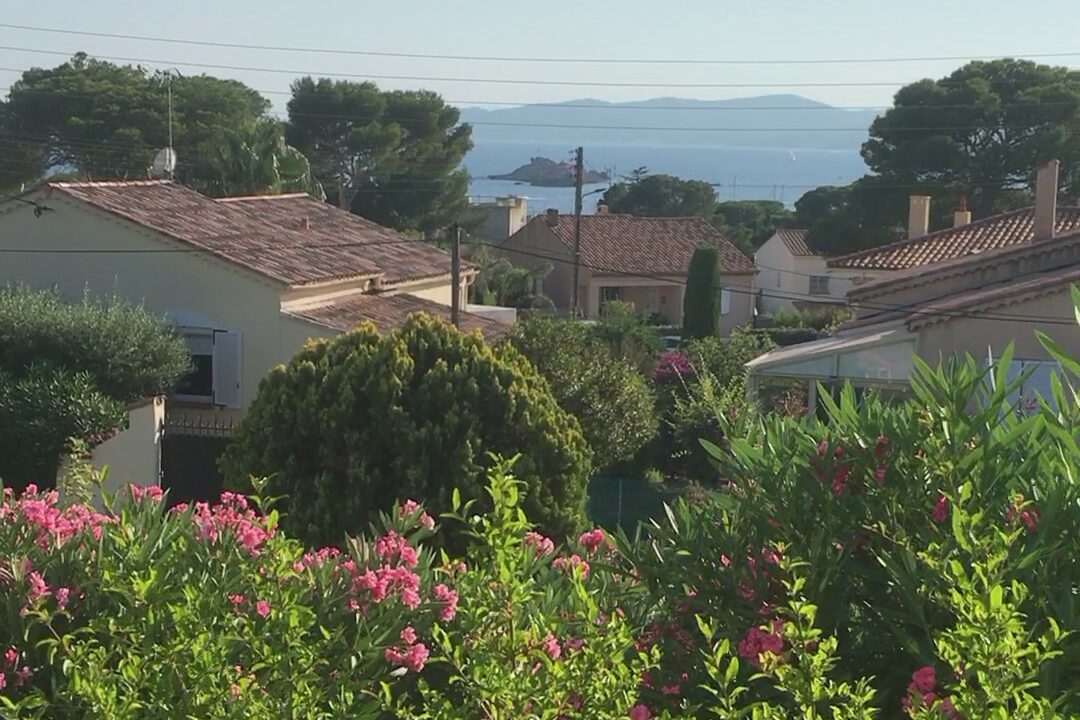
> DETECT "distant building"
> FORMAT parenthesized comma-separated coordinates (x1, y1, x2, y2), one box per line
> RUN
(753, 229, 855, 314)
(471, 195, 528, 244)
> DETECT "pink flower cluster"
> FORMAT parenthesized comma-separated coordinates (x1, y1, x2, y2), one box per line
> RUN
(432, 583, 458, 622)
(191, 493, 275, 555)
(552, 554, 590, 579)
(524, 531, 555, 556)
(901, 666, 964, 719)
(1006, 495, 1039, 533)
(629, 703, 652, 720)
(578, 528, 607, 555)
(384, 626, 429, 673)
(127, 484, 164, 503)
(1, 484, 113, 549)
(398, 499, 435, 531)
(1, 647, 33, 691)
(738, 620, 785, 669)
(931, 495, 950, 525)
(652, 351, 695, 383)
(292, 546, 341, 573)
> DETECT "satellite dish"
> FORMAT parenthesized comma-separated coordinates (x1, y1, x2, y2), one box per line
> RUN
(151, 147, 177, 179)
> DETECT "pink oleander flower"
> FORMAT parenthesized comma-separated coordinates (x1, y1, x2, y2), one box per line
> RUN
(629, 704, 652, 720)
(524, 531, 555, 556)
(911, 666, 936, 694)
(26, 572, 49, 604)
(578, 528, 606, 554)
(875, 465, 888, 486)
(399, 499, 435, 531)
(738, 625, 785, 669)
(1006, 496, 1039, 533)
(385, 642, 429, 672)
(0, 673, 6, 691)
(375, 531, 420, 568)
(4, 648, 18, 668)
(255, 600, 271, 618)
(661, 684, 681, 696)
(720, 553, 731, 567)
(54, 586, 71, 612)
(931, 495, 949, 524)
(400, 626, 417, 645)
(874, 435, 889, 459)
(652, 350, 694, 383)
(552, 554, 590, 579)
(14, 666, 31, 686)
(566, 637, 585, 653)
(540, 633, 561, 661)
(229, 593, 245, 606)
(432, 583, 458, 622)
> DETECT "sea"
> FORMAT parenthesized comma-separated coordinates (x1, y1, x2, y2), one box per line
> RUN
(463, 141, 867, 214)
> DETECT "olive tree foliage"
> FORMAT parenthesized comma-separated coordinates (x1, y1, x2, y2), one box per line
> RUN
(509, 316, 657, 471)
(222, 314, 592, 546)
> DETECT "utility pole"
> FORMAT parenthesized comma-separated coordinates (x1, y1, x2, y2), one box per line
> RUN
(571, 146, 584, 317)
(450, 223, 461, 328)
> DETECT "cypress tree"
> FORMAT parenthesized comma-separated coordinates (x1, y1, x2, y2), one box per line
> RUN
(683, 245, 722, 339)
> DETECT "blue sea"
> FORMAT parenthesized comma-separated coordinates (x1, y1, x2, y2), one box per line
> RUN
(464, 141, 867, 214)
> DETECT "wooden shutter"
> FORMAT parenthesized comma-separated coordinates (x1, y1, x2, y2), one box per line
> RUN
(212, 329, 243, 409)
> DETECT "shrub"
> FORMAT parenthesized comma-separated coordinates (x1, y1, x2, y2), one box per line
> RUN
(0, 286, 189, 489)
(0, 480, 448, 717)
(509, 316, 657, 470)
(221, 313, 592, 546)
(0, 286, 190, 402)
(588, 301, 663, 374)
(683, 246, 722, 340)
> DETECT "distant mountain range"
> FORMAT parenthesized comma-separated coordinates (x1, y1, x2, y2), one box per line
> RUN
(459, 94, 879, 152)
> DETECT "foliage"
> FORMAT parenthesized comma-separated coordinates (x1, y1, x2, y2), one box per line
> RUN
(0, 287, 189, 489)
(0, 286, 190, 403)
(712, 200, 795, 257)
(0, 366, 126, 489)
(0, 480, 449, 718)
(467, 243, 553, 310)
(387, 458, 656, 719)
(287, 78, 472, 234)
(1, 53, 269, 182)
(618, 308, 1080, 717)
(602, 173, 718, 217)
(797, 59, 1080, 256)
(770, 306, 852, 331)
(190, 118, 323, 199)
(587, 301, 664, 374)
(683, 246, 722, 340)
(510, 316, 657, 470)
(221, 314, 592, 547)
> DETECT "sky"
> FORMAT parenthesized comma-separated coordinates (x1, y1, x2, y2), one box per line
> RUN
(1, 0, 1079, 113)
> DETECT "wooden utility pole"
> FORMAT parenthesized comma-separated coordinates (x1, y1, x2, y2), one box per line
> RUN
(450, 223, 462, 328)
(571, 146, 584, 317)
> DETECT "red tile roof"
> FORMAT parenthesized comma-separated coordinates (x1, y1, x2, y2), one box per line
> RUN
(287, 293, 509, 342)
(45, 181, 457, 287)
(775, 229, 816, 257)
(828, 206, 1080, 271)
(540, 214, 755, 276)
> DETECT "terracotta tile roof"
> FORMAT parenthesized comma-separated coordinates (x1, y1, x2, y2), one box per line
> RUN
(287, 293, 509, 342)
(828, 206, 1080, 271)
(540, 214, 756, 276)
(45, 181, 457, 286)
(907, 264, 1080, 329)
(220, 194, 464, 285)
(775, 229, 816, 257)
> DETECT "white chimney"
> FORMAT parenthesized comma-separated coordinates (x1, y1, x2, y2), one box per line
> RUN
(908, 196, 931, 239)
(1033, 159, 1060, 242)
(953, 196, 971, 228)
(596, 204, 609, 215)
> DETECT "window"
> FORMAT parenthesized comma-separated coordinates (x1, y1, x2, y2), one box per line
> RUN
(720, 288, 732, 315)
(173, 327, 243, 408)
(534, 277, 544, 296)
(809, 275, 831, 295)
(601, 287, 622, 302)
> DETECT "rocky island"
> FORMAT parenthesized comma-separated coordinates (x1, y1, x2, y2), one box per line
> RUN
(488, 157, 609, 187)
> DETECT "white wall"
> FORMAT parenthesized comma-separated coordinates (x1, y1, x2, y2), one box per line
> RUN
(0, 197, 326, 420)
(754, 234, 797, 314)
(90, 396, 166, 491)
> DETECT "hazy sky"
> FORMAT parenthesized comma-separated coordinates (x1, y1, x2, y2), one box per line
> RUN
(2, 0, 1079, 112)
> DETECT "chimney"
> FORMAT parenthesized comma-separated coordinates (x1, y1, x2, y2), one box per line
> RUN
(545, 208, 559, 226)
(908, 195, 931, 239)
(1033, 159, 1060, 242)
(953, 195, 971, 228)
(596, 204, 609, 215)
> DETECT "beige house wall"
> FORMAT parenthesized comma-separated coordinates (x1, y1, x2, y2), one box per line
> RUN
(89, 396, 166, 492)
(754, 234, 797, 314)
(0, 198, 323, 421)
(496, 220, 575, 314)
(915, 289, 1079, 364)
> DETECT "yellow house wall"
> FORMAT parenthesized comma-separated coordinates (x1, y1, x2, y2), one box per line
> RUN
(0, 198, 327, 419)
(87, 396, 166, 492)
(497, 220, 575, 314)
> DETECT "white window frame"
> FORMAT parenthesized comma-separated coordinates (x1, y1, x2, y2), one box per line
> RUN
(720, 288, 732, 315)
(809, 275, 831, 296)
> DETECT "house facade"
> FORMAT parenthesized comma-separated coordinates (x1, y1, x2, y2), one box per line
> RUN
(498, 209, 757, 333)
(748, 161, 1079, 412)
(753, 229, 860, 314)
(0, 180, 503, 426)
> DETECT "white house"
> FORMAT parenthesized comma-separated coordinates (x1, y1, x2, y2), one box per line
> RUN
(753, 229, 857, 314)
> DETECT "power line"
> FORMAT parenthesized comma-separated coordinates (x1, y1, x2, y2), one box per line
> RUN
(3, 22, 1080, 67)
(2, 45, 1077, 89)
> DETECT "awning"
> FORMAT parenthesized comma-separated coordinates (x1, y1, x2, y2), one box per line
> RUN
(747, 326, 916, 383)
